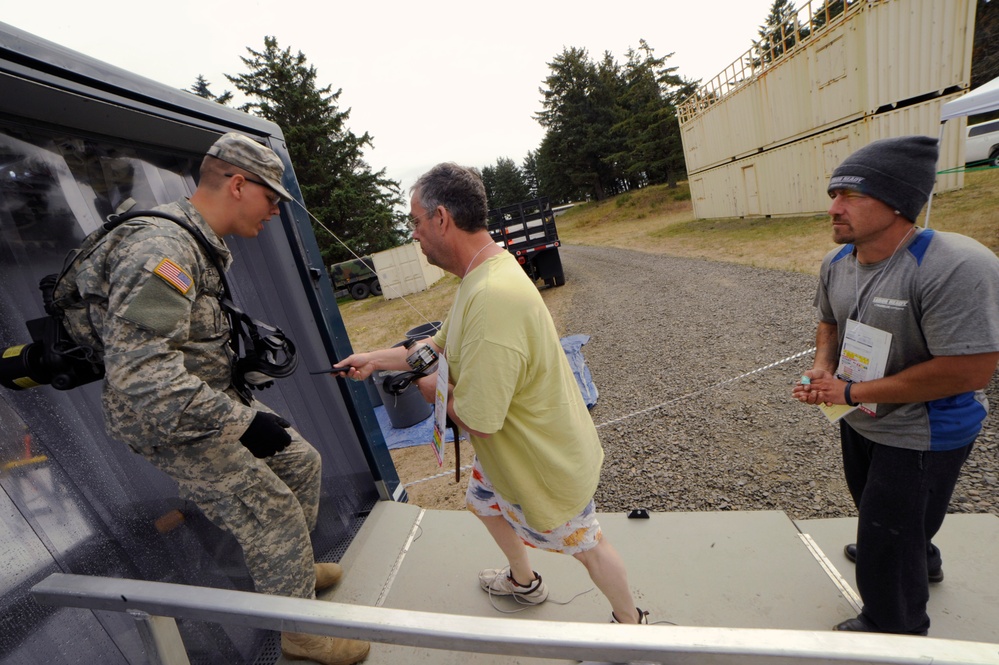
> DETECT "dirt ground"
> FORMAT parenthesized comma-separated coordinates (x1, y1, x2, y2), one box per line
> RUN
(390, 438, 476, 509)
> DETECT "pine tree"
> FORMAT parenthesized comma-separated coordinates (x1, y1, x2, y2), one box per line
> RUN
(189, 75, 233, 105)
(610, 40, 693, 189)
(750, 0, 804, 68)
(521, 151, 539, 199)
(973, 0, 999, 91)
(535, 47, 623, 201)
(226, 37, 404, 264)
(481, 157, 531, 209)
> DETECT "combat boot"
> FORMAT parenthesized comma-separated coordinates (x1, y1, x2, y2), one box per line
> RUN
(281, 631, 370, 665)
(315, 562, 343, 591)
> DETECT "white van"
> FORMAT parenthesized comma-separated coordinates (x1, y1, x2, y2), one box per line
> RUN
(965, 119, 999, 166)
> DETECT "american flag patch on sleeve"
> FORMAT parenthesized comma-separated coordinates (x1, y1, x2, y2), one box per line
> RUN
(153, 258, 193, 294)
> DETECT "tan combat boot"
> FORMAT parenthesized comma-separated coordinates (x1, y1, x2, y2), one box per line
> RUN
(315, 562, 343, 591)
(281, 631, 370, 665)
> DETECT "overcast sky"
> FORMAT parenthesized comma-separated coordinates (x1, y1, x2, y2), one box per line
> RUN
(3, 0, 778, 194)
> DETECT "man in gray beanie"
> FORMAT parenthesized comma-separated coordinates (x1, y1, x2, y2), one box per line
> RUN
(792, 135, 999, 636)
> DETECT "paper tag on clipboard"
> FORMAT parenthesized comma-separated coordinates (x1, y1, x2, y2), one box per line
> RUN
(819, 319, 892, 423)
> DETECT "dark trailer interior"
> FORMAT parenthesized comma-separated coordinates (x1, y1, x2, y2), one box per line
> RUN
(0, 21, 398, 665)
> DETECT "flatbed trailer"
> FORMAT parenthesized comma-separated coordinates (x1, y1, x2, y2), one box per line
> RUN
(487, 197, 565, 287)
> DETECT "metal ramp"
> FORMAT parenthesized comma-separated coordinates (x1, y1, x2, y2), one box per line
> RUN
(317, 502, 999, 664)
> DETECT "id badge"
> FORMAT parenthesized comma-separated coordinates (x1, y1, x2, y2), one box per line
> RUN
(837, 318, 893, 417)
(431, 354, 449, 467)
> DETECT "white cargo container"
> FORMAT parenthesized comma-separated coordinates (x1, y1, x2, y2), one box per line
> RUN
(688, 93, 967, 220)
(371, 243, 445, 300)
(678, 0, 976, 220)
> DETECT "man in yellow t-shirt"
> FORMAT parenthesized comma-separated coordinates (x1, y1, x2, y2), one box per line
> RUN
(335, 163, 646, 624)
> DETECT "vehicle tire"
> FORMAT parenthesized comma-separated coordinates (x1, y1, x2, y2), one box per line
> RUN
(990, 149, 999, 168)
(370, 279, 382, 296)
(536, 249, 565, 288)
(350, 282, 370, 300)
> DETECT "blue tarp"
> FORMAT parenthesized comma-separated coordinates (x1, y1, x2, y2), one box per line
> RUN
(375, 404, 456, 450)
(379, 334, 598, 449)
(560, 333, 599, 409)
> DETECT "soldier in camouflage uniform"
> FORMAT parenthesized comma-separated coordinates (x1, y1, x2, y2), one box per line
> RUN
(55, 133, 369, 665)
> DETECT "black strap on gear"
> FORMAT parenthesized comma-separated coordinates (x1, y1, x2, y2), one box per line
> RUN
(98, 208, 298, 399)
(381, 370, 426, 396)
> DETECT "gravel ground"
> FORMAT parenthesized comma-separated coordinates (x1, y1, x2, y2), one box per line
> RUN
(534, 244, 999, 521)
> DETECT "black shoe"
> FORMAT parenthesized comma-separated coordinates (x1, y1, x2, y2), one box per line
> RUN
(834, 617, 876, 632)
(834, 616, 927, 636)
(843, 543, 944, 583)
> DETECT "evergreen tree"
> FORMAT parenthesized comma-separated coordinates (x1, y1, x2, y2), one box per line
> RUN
(810, 0, 848, 31)
(189, 75, 233, 105)
(536, 47, 623, 201)
(226, 37, 404, 264)
(481, 157, 531, 209)
(750, 0, 804, 67)
(610, 40, 693, 189)
(973, 0, 999, 91)
(521, 150, 539, 199)
(535, 132, 577, 205)
(534, 41, 694, 201)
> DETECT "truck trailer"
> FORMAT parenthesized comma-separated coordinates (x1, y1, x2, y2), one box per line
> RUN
(487, 197, 565, 288)
(0, 21, 398, 665)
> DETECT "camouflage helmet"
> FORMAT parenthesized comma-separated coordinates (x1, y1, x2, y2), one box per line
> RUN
(206, 133, 294, 202)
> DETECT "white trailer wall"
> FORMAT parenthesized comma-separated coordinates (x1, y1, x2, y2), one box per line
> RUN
(372, 243, 445, 300)
(679, 0, 976, 219)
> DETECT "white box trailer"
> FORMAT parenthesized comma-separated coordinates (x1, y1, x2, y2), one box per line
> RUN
(371, 242, 445, 300)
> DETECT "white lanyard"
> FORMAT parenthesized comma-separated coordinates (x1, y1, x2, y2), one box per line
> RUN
(853, 227, 914, 323)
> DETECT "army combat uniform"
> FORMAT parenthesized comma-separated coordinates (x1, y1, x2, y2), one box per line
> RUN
(58, 198, 320, 599)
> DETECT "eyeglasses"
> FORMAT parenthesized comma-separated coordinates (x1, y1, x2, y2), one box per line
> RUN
(225, 172, 281, 207)
(407, 208, 437, 232)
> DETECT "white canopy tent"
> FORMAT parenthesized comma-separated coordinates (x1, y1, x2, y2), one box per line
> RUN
(925, 76, 999, 226)
(941, 75, 999, 121)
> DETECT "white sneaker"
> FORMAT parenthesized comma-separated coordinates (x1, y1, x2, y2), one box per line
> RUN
(478, 566, 549, 604)
(610, 607, 649, 624)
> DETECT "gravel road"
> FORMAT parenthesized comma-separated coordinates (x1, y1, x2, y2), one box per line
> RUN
(538, 244, 999, 520)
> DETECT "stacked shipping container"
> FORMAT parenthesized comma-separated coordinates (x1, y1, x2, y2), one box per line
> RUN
(678, 0, 976, 219)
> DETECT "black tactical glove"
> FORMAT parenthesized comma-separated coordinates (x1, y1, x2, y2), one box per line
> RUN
(239, 412, 292, 458)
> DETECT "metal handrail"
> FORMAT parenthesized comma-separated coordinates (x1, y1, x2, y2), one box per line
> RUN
(32, 573, 999, 665)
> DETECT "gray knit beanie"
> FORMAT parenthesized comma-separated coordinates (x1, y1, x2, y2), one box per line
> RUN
(827, 135, 939, 222)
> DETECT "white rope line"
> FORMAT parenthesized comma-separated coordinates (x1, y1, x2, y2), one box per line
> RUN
(595, 346, 816, 430)
(400, 346, 817, 488)
(403, 464, 474, 489)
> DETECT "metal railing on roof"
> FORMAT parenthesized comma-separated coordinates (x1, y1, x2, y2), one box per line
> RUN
(31, 573, 999, 665)
(677, 0, 869, 124)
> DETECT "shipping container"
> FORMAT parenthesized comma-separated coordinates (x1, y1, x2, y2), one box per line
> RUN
(688, 93, 967, 220)
(371, 242, 445, 300)
(678, 0, 976, 219)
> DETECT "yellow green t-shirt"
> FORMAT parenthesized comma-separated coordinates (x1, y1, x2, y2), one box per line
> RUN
(433, 251, 603, 531)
